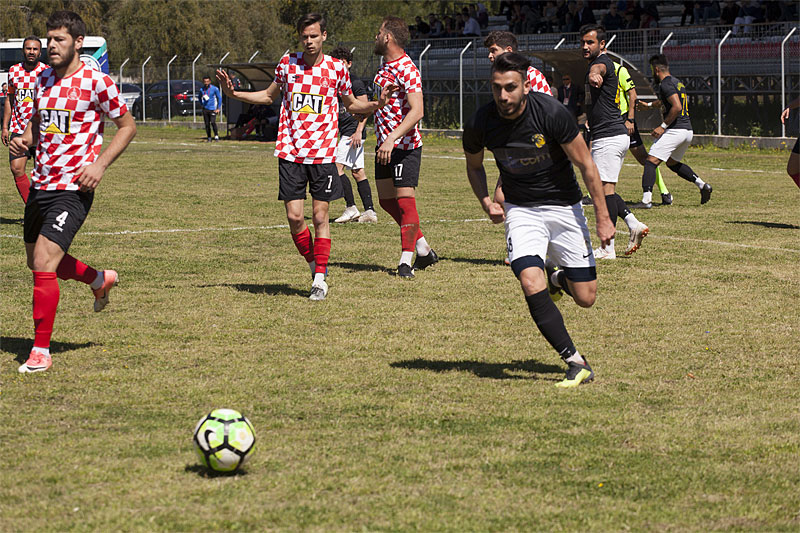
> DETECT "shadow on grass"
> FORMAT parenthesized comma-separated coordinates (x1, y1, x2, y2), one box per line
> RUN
(391, 358, 563, 380)
(184, 464, 249, 478)
(447, 256, 506, 267)
(198, 283, 307, 297)
(727, 220, 799, 230)
(328, 261, 394, 274)
(0, 216, 23, 225)
(1, 336, 96, 363)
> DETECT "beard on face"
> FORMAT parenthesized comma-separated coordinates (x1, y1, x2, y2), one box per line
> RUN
(49, 45, 76, 68)
(373, 39, 386, 56)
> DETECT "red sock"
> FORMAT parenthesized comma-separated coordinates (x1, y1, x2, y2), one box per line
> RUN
(291, 227, 314, 263)
(14, 173, 30, 204)
(56, 254, 98, 284)
(379, 197, 402, 225)
(33, 271, 59, 349)
(791, 173, 799, 188)
(313, 237, 331, 275)
(397, 197, 420, 252)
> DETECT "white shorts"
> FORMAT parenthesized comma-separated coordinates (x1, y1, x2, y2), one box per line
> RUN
(591, 133, 630, 183)
(335, 135, 364, 170)
(649, 128, 693, 163)
(504, 202, 595, 271)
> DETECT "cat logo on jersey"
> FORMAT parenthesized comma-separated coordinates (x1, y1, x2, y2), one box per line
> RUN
(291, 92, 324, 114)
(532, 133, 546, 148)
(15, 88, 35, 104)
(40, 108, 71, 135)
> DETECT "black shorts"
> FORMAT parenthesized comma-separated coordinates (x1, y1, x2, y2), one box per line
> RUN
(278, 159, 342, 202)
(24, 188, 93, 253)
(9, 132, 36, 162)
(793, 138, 799, 154)
(375, 147, 421, 188)
(629, 121, 644, 148)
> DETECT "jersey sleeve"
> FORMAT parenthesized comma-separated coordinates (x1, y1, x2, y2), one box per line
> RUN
(659, 78, 678, 99)
(544, 98, 581, 145)
(274, 56, 288, 87)
(96, 74, 127, 118)
(337, 63, 353, 97)
(462, 109, 486, 154)
(618, 66, 635, 92)
(402, 62, 422, 94)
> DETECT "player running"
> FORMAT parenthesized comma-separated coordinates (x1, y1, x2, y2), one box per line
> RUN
(632, 54, 712, 208)
(2, 36, 47, 204)
(464, 52, 615, 388)
(780, 97, 799, 189)
(216, 13, 393, 300)
(10, 11, 136, 373)
(329, 46, 377, 224)
(373, 16, 438, 279)
(581, 24, 648, 260)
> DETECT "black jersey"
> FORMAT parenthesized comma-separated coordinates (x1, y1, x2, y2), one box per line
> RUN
(657, 75, 692, 131)
(463, 92, 583, 207)
(585, 53, 627, 140)
(338, 77, 367, 138)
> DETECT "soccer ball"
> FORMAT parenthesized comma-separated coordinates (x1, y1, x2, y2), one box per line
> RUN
(193, 408, 255, 473)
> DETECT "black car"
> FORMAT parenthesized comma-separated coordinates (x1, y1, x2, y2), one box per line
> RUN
(132, 79, 204, 119)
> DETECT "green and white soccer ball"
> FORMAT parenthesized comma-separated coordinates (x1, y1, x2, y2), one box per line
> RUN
(193, 408, 255, 473)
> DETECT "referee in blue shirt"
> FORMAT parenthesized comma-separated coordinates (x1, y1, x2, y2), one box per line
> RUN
(199, 75, 221, 142)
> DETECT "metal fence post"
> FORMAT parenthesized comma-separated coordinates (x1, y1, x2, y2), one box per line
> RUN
(418, 44, 431, 129)
(219, 52, 230, 65)
(781, 27, 797, 138)
(248, 51, 260, 63)
(167, 54, 178, 122)
(717, 29, 732, 135)
(459, 41, 472, 130)
(141, 56, 151, 122)
(605, 34, 616, 49)
(660, 32, 674, 54)
(192, 53, 202, 123)
(553, 37, 565, 49)
(118, 57, 129, 88)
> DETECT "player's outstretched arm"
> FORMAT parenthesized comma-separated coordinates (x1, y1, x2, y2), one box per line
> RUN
(465, 149, 504, 223)
(216, 69, 279, 106)
(587, 63, 606, 88)
(376, 91, 423, 165)
(562, 133, 614, 246)
(74, 112, 136, 192)
(1, 96, 12, 145)
(781, 97, 800, 124)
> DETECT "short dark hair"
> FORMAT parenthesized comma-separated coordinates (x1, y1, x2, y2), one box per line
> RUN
(649, 53, 669, 70)
(23, 36, 41, 48)
(579, 23, 607, 45)
(491, 52, 530, 78)
(297, 12, 326, 34)
(484, 30, 518, 51)
(202, 75, 211, 80)
(329, 46, 352, 63)
(382, 16, 410, 49)
(46, 11, 86, 39)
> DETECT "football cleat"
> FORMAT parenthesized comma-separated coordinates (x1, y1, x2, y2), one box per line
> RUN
(357, 209, 378, 223)
(625, 223, 649, 256)
(412, 249, 439, 271)
(397, 263, 414, 279)
(544, 259, 563, 303)
(555, 359, 594, 388)
(335, 205, 360, 223)
(93, 270, 118, 312)
(661, 192, 673, 205)
(593, 246, 616, 260)
(18, 350, 52, 374)
(581, 195, 593, 206)
(309, 279, 328, 301)
(630, 201, 652, 209)
(700, 183, 713, 204)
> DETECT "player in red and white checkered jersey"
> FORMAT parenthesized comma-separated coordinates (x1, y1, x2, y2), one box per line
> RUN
(10, 11, 136, 374)
(2, 37, 47, 204)
(372, 16, 438, 279)
(217, 13, 395, 301)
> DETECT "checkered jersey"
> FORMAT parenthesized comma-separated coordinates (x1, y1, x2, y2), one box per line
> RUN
(528, 66, 553, 97)
(373, 54, 422, 150)
(32, 64, 128, 191)
(7, 62, 48, 135)
(273, 53, 352, 164)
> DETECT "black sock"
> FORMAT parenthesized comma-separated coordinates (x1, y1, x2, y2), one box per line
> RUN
(525, 289, 577, 359)
(605, 194, 618, 227)
(642, 161, 658, 192)
(339, 174, 355, 207)
(667, 161, 699, 184)
(356, 179, 374, 211)
(615, 193, 630, 219)
(556, 270, 573, 297)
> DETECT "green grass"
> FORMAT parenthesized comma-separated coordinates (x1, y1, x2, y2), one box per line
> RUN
(1, 126, 799, 531)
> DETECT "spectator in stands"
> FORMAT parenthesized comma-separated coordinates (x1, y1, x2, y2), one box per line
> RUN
(477, 3, 490, 28)
(543, 2, 559, 32)
(624, 8, 640, 29)
(680, 1, 695, 25)
(463, 8, 481, 36)
(498, 0, 514, 22)
(602, 3, 624, 30)
(720, 0, 739, 24)
(557, 73, 584, 120)
(566, 2, 581, 32)
(576, 0, 597, 26)
(455, 12, 466, 34)
(556, 0, 570, 30)
(734, 0, 763, 33)
(639, 2, 659, 27)
(521, 3, 544, 34)
(428, 13, 445, 37)
(694, 1, 721, 26)
(415, 16, 430, 38)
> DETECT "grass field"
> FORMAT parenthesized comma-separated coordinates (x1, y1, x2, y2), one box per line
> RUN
(2, 126, 799, 531)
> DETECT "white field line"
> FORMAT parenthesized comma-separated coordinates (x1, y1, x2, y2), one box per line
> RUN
(2, 218, 797, 254)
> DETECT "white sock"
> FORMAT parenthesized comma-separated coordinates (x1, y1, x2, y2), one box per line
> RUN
(694, 177, 706, 189)
(400, 251, 413, 266)
(32, 346, 50, 357)
(313, 272, 325, 284)
(90, 271, 104, 290)
(415, 236, 431, 255)
(642, 191, 653, 204)
(565, 351, 585, 365)
(624, 213, 639, 230)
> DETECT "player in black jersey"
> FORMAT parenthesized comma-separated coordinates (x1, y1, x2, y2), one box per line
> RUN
(463, 53, 615, 388)
(330, 47, 377, 223)
(780, 97, 800, 188)
(632, 54, 712, 208)
(580, 24, 649, 260)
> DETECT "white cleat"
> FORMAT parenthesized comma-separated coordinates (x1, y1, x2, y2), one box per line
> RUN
(357, 209, 378, 223)
(593, 246, 616, 260)
(309, 279, 328, 301)
(625, 223, 649, 256)
(335, 205, 360, 223)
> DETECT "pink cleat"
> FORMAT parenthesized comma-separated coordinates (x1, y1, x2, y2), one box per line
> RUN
(93, 270, 118, 312)
(18, 350, 52, 373)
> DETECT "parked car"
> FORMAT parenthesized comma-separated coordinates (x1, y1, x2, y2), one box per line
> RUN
(132, 79, 205, 119)
(118, 83, 142, 110)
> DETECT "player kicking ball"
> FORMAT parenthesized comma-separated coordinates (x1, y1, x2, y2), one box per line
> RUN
(10, 11, 136, 373)
(217, 13, 393, 300)
(464, 53, 615, 388)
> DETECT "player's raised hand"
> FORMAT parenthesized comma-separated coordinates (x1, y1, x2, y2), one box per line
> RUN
(588, 71, 603, 88)
(74, 163, 105, 192)
(378, 83, 399, 108)
(216, 69, 235, 96)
